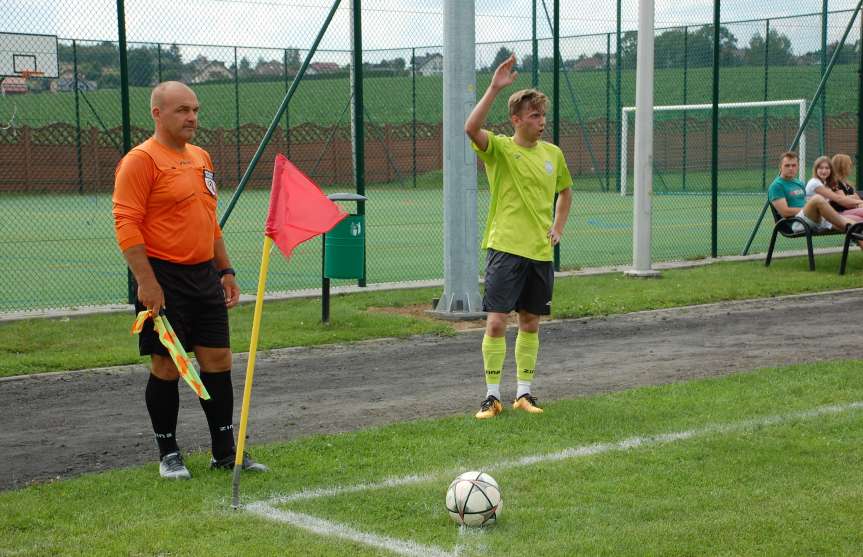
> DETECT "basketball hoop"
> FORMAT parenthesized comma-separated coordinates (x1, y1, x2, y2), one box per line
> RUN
(1, 32, 58, 133)
(0, 71, 43, 132)
(17, 70, 45, 81)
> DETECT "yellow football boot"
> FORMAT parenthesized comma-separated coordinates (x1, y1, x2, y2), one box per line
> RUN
(475, 395, 503, 419)
(512, 393, 544, 414)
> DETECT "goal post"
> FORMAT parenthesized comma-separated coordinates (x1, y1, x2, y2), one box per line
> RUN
(619, 99, 807, 196)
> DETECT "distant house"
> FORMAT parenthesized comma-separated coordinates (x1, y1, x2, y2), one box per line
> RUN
(194, 62, 232, 83)
(308, 62, 341, 75)
(189, 55, 232, 83)
(574, 54, 607, 71)
(414, 53, 443, 76)
(0, 77, 28, 94)
(51, 68, 97, 92)
(255, 60, 284, 77)
(52, 78, 97, 92)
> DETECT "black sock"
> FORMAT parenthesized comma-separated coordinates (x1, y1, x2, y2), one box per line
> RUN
(145, 374, 180, 459)
(199, 371, 236, 461)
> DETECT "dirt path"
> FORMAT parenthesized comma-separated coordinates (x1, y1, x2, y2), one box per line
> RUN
(2, 290, 860, 491)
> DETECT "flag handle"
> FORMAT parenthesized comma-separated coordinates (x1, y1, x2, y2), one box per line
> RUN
(232, 235, 274, 509)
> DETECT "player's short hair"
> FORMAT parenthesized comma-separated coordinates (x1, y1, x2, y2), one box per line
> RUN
(832, 153, 853, 181)
(780, 151, 799, 165)
(508, 88, 548, 116)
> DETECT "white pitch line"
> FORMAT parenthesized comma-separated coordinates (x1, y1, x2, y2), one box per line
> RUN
(265, 401, 863, 504)
(489, 401, 863, 471)
(270, 473, 439, 505)
(246, 400, 863, 557)
(245, 502, 460, 557)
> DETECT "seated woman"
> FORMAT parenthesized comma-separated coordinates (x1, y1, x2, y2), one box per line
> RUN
(832, 153, 862, 202)
(805, 155, 863, 222)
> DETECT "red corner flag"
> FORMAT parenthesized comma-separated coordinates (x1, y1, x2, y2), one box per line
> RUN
(265, 154, 348, 258)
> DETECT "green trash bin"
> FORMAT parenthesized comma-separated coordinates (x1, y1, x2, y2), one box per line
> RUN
(324, 214, 365, 279)
(322, 193, 367, 323)
(323, 193, 367, 281)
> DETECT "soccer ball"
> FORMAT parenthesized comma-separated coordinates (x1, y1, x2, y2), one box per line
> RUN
(445, 471, 502, 527)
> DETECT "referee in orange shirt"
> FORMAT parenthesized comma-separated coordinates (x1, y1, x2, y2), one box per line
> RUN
(112, 81, 266, 479)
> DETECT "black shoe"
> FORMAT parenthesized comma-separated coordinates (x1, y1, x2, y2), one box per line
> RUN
(210, 451, 269, 472)
(159, 451, 191, 480)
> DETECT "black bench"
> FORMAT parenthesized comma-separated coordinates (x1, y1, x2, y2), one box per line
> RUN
(765, 203, 863, 274)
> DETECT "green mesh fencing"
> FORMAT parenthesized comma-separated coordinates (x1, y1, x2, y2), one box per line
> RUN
(1, 1, 861, 311)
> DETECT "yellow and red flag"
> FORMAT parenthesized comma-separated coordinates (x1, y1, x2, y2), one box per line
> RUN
(131, 310, 210, 400)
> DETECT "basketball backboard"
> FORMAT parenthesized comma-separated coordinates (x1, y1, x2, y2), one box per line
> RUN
(1, 32, 59, 78)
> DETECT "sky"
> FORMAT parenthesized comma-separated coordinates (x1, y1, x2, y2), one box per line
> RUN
(2, 0, 861, 67)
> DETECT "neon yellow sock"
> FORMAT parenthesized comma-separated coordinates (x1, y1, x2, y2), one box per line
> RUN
(515, 330, 539, 385)
(481, 334, 506, 389)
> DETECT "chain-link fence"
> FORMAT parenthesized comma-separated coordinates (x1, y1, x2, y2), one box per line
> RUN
(1, 0, 861, 311)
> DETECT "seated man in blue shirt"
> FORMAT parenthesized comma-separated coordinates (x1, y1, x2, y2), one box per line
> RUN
(768, 151, 854, 233)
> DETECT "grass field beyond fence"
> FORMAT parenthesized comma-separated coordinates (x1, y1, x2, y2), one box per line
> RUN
(5, 63, 858, 129)
(1, 166, 853, 312)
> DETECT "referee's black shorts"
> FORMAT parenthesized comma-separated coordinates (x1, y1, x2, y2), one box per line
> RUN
(134, 258, 230, 357)
(482, 248, 554, 316)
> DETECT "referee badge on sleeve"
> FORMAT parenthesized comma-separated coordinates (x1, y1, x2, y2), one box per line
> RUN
(203, 169, 217, 196)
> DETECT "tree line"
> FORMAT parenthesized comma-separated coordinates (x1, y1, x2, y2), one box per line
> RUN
(55, 23, 862, 91)
(487, 24, 861, 73)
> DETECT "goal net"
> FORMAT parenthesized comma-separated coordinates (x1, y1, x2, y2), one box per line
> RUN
(620, 99, 807, 196)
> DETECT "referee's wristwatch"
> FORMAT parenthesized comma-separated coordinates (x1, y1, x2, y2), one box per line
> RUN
(219, 267, 236, 278)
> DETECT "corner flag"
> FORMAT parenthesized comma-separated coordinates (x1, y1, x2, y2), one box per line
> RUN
(265, 153, 347, 258)
(233, 154, 347, 509)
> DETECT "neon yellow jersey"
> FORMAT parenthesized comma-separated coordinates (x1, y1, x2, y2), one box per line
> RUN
(472, 132, 573, 261)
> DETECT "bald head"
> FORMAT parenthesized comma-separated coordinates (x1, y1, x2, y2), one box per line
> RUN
(150, 81, 196, 111)
(150, 81, 200, 148)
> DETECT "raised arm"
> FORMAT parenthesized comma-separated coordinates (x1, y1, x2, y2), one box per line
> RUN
(465, 54, 518, 152)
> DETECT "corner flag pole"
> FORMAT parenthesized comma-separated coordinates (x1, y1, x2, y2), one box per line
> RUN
(232, 235, 273, 509)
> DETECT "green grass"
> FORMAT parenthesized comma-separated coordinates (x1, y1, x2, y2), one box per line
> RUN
(4, 253, 863, 377)
(0, 287, 454, 377)
(2, 165, 843, 311)
(2, 360, 861, 555)
(8, 63, 858, 129)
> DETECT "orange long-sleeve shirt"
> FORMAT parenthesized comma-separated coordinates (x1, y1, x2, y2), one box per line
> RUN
(112, 137, 223, 264)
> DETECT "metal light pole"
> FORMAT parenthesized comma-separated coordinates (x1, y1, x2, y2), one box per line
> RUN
(625, 0, 660, 277)
(432, 0, 483, 318)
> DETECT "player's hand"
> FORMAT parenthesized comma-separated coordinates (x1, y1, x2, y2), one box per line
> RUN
(137, 279, 165, 315)
(491, 54, 518, 91)
(221, 274, 240, 308)
(548, 227, 562, 246)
